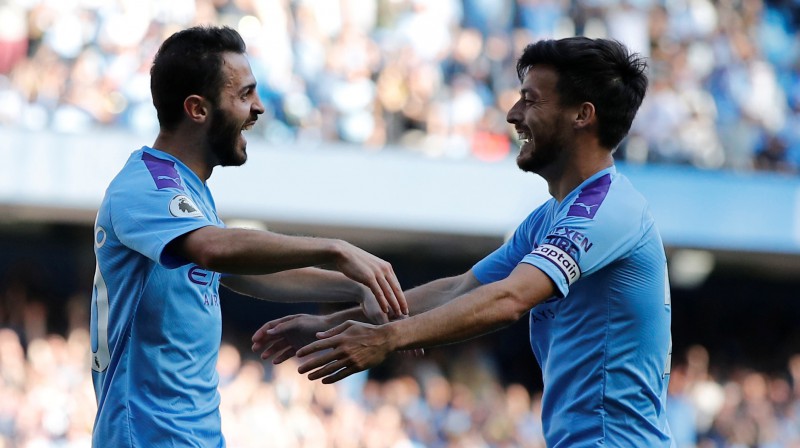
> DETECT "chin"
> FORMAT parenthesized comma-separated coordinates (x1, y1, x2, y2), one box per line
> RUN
(226, 153, 247, 167)
(517, 154, 547, 174)
(516, 150, 536, 172)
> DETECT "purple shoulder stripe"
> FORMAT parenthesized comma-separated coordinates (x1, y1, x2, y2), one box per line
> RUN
(567, 173, 611, 219)
(142, 152, 184, 191)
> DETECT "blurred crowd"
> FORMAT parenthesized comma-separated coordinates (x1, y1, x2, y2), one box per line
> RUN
(5, 330, 800, 447)
(0, 0, 799, 172)
(2, 289, 800, 448)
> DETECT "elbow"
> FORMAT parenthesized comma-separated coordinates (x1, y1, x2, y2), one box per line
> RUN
(180, 230, 232, 271)
(495, 289, 532, 325)
(194, 241, 233, 271)
(192, 246, 219, 270)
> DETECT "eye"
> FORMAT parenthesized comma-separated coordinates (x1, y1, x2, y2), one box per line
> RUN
(240, 87, 254, 100)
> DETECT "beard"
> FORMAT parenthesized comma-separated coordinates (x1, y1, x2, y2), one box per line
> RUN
(516, 116, 569, 174)
(517, 139, 559, 173)
(207, 105, 247, 167)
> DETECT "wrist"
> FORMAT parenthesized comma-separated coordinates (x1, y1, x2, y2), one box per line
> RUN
(319, 313, 336, 329)
(326, 238, 346, 263)
(381, 320, 404, 352)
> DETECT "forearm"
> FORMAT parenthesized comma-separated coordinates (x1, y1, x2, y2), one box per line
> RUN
(404, 272, 482, 315)
(222, 268, 367, 303)
(309, 271, 482, 325)
(386, 283, 524, 350)
(177, 226, 344, 275)
(385, 264, 554, 350)
(308, 272, 481, 325)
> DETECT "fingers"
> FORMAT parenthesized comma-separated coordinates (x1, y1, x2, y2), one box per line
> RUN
(306, 358, 350, 381)
(251, 314, 298, 345)
(384, 269, 408, 316)
(271, 346, 296, 364)
(361, 299, 390, 325)
(298, 350, 366, 384)
(371, 259, 407, 317)
(315, 321, 353, 340)
(340, 245, 407, 316)
(257, 339, 289, 360)
(377, 274, 406, 318)
(297, 344, 341, 373)
(365, 278, 390, 314)
(321, 366, 361, 384)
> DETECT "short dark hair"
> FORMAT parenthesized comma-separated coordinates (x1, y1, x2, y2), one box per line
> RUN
(150, 26, 246, 130)
(516, 37, 648, 150)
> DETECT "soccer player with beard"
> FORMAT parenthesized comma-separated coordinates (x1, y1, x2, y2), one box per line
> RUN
(89, 26, 408, 447)
(254, 37, 674, 447)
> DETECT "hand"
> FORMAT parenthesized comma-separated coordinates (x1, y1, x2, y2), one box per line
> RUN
(333, 241, 408, 318)
(251, 314, 327, 364)
(358, 302, 423, 357)
(359, 288, 392, 325)
(295, 320, 394, 384)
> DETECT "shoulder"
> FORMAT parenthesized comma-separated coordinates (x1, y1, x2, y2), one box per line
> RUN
(603, 173, 653, 227)
(108, 149, 185, 196)
(564, 172, 653, 235)
(575, 171, 648, 213)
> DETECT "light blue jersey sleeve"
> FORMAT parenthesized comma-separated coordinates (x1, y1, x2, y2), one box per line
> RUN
(472, 203, 551, 284)
(472, 170, 649, 298)
(108, 155, 218, 269)
(522, 212, 646, 298)
(521, 172, 647, 298)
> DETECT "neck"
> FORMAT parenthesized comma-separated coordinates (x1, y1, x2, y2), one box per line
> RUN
(541, 149, 614, 202)
(152, 128, 213, 181)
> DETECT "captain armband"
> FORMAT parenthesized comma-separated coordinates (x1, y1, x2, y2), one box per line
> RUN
(531, 244, 581, 285)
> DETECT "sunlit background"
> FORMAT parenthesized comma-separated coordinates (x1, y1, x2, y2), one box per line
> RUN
(1, 0, 800, 447)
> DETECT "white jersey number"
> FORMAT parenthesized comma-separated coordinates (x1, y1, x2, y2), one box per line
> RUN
(91, 226, 111, 372)
(663, 264, 672, 378)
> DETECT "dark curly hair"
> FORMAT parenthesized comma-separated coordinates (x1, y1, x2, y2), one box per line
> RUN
(150, 26, 246, 130)
(516, 37, 648, 150)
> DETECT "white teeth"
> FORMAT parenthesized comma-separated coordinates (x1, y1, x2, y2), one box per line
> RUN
(517, 133, 530, 143)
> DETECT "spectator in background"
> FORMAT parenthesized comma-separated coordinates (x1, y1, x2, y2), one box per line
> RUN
(7, 272, 800, 448)
(2, 0, 800, 173)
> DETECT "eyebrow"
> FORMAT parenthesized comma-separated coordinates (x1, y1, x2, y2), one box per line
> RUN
(239, 82, 257, 95)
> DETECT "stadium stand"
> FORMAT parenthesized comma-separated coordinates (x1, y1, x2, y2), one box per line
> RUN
(2, 1, 800, 447)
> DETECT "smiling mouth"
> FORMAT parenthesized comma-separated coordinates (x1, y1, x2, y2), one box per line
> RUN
(516, 128, 532, 144)
(242, 120, 257, 131)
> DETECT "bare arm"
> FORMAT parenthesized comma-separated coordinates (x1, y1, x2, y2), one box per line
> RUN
(385, 264, 553, 349)
(250, 271, 481, 361)
(402, 271, 483, 315)
(170, 225, 407, 316)
(300, 270, 482, 324)
(221, 268, 369, 304)
(295, 263, 556, 383)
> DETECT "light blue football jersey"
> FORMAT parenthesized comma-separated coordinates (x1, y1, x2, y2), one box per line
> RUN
(90, 146, 226, 447)
(473, 166, 673, 447)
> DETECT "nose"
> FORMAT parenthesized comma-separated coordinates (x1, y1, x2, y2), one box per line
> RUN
(253, 95, 266, 116)
(506, 100, 522, 124)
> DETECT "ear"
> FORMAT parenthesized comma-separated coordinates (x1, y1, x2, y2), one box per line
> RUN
(184, 95, 210, 124)
(573, 102, 596, 130)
